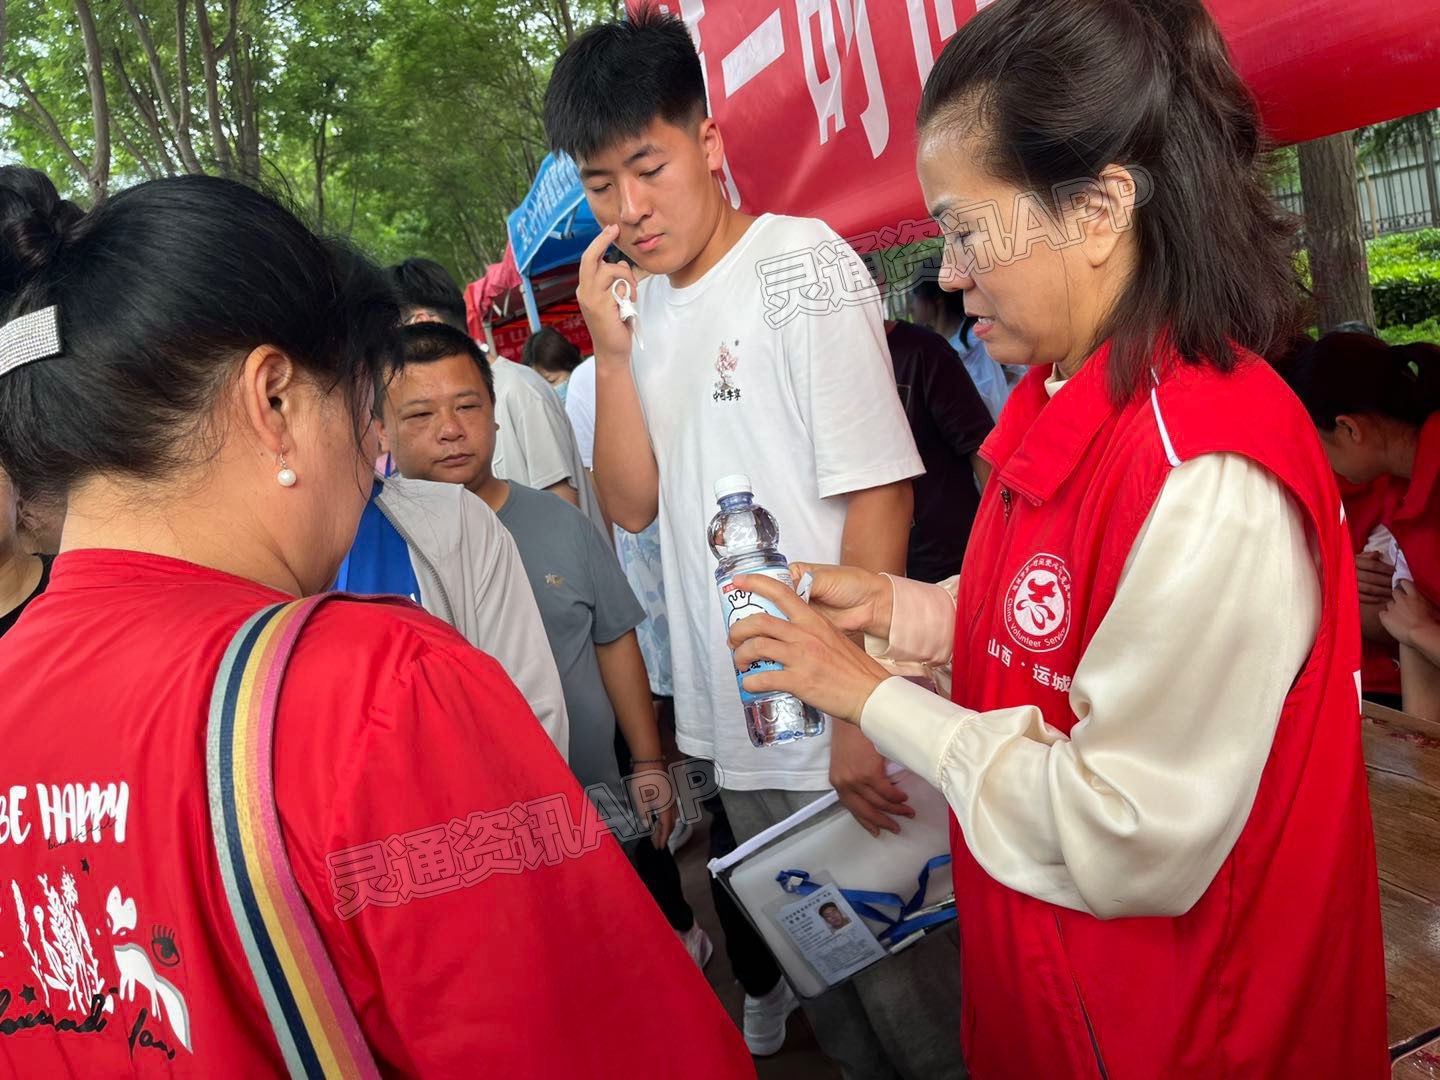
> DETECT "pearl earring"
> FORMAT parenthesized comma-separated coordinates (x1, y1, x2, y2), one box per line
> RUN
(277, 454, 297, 488)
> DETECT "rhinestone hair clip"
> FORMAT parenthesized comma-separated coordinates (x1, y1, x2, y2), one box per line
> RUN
(0, 305, 62, 379)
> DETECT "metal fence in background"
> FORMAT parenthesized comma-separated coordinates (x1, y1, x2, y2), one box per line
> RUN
(1273, 139, 1440, 239)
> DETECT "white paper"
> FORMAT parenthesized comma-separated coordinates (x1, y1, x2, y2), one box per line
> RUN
(1365, 524, 1414, 587)
(774, 883, 888, 986)
(707, 759, 908, 876)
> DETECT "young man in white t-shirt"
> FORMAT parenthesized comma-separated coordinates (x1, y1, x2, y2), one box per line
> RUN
(546, 12, 964, 1077)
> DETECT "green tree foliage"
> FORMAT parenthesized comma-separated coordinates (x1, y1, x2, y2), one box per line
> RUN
(0, 0, 614, 282)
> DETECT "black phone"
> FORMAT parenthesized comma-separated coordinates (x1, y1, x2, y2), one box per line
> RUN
(602, 243, 635, 268)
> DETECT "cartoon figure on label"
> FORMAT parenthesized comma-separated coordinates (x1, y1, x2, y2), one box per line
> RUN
(725, 588, 770, 677)
(713, 341, 741, 402)
(725, 588, 767, 628)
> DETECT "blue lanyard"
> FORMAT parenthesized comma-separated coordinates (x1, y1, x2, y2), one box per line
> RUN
(776, 854, 955, 945)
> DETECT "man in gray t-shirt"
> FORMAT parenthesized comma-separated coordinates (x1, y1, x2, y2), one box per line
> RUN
(496, 481, 645, 796)
(376, 321, 679, 851)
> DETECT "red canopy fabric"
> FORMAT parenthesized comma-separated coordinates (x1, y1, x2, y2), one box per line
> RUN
(644, 0, 1440, 243)
(465, 242, 523, 339)
(490, 299, 595, 363)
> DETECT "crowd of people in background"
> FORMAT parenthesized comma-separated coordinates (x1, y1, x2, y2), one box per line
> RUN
(0, 0, 1427, 1076)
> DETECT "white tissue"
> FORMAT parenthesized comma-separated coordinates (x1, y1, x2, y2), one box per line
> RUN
(1364, 524, 1413, 587)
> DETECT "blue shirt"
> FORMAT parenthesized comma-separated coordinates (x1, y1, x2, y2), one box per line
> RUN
(948, 329, 1012, 421)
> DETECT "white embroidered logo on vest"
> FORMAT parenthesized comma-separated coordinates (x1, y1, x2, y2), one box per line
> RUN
(1004, 553, 1073, 653)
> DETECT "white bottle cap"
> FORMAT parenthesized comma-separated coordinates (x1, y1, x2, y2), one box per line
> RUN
(714, 474, 753, 501)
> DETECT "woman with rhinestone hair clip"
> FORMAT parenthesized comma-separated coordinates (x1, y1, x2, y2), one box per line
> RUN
(0, 167, 750, 1077)
(726, 0, 1388, 1074)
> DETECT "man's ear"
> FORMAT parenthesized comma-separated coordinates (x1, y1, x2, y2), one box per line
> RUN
(699, 117, 725, 174)
(1335, 414, 1364, 446)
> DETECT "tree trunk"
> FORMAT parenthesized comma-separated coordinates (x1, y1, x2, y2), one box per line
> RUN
(1297, 131, 1374, 332)
(117, 0, 204, 174)
(238, 30, 261, 181)
(74, 0, 110, 201)
(313, 110, 328, 231)
(225, 5, 260, 185)
(113, 47, 179, 174)
(195, 0, 234, 176)
(10, 73, 92, 182)
(174, 0, 198, 167)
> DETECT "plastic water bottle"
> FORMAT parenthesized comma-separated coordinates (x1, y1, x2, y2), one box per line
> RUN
(709, 475, 826, 748)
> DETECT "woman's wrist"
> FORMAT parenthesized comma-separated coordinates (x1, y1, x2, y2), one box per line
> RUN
(853, 664, 892, 723)
(872, 573, 896, 639)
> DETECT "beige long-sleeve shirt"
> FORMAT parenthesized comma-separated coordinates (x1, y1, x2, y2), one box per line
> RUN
(860, 399, 1321, 920)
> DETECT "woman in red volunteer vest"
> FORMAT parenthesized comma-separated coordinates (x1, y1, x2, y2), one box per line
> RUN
(728, 0, 1388, 1076)
(0, 167, 750, 1077)
(1287, 332, 1440, 717)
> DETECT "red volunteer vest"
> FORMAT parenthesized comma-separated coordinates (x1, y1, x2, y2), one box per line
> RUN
(1382, 411, 1440, 605)
(950, 346, 1388, 1079)
(1339, 476, 1404, 696)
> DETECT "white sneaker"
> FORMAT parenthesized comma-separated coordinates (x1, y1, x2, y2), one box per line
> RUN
(678, 924, 714, 970)
(742, 978, 799, 1057)
(667, 816, 693, 853)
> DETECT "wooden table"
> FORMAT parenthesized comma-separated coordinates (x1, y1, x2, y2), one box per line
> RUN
(1393, 1033, 1440, 1080)
(1361, 701, 1440, 1072)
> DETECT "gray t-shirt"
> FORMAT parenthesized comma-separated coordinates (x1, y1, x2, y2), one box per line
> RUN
(496, 483, 646, 801)
(489, 359, 607, 535)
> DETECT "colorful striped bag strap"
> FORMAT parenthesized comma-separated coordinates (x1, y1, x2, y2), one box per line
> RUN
(206, 595, 381, 1079)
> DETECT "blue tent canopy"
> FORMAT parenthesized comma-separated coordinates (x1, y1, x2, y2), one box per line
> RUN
(507, 152, 601, 329)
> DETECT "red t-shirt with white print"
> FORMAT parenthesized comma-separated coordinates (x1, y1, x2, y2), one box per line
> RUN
(0, 550, 751, 1078)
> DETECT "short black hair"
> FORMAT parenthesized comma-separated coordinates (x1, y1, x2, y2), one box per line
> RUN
(384, 258, 467, 330)
(543, 5, 707, 161)
(391, 322, 494, 404)
(911, 270, 966, 319)
(522, 326, 582, 375)
(818, 902, 841, 916)
(0, 167, 398, 503)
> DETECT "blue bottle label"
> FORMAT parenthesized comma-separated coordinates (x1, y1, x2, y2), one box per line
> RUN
(719, 566, 793, 704)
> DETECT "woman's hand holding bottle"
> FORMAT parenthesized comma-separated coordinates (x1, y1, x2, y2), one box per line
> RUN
(787, 562, 895, 641)
(727, 568, 893, 725)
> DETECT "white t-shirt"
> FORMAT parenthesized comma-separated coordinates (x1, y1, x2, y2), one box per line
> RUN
(490, 358, 606, 534)
(629, 214, 924, 790)
(565, 357, 598, 469)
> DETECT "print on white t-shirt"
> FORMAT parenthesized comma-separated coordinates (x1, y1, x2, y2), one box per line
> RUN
(713, 342, 742, 402)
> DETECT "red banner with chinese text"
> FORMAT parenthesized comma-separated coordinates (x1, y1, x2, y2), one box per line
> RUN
(641, 0, 1440, 244)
